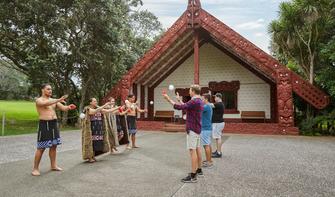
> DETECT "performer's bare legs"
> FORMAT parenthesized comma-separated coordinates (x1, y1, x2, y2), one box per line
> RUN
(131, 134, 138, 148)
(50, 145, 62, 171)
(32, 149, 45, 176)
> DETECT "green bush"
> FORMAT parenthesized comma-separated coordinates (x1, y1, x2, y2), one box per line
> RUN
(300, 110, 335, 136)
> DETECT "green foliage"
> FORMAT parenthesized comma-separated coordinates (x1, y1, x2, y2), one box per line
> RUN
(300, 110, 335, 136)
(269, 0, 334, 83)
(0, 0, 163, 119)
(0, 64, 31, 100)
(270, 0, 335, 134)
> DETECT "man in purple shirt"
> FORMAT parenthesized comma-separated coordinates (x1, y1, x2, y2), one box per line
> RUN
(163, 84, 204, 183)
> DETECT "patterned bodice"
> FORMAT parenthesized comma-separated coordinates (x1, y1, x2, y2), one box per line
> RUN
(90, 110, 103, 121)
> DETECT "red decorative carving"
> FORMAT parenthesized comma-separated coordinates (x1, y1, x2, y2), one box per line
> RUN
(208, 81, 240, 92)
(137, 32, 194, 85)
(291, 73, 329, 109)
(120, 75, 131, 103)
(276, 69, 294, 128)
(194, 31, 200, 84)
(187, 0, 201, 28)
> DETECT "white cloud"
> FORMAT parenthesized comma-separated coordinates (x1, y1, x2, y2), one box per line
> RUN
(254, 32, 265, 37)
(235, 19, 265, 30)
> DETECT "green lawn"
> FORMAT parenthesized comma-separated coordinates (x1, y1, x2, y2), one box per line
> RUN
(0, 100, 78, 136)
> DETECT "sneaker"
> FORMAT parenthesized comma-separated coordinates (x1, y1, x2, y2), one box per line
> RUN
(202, 161, 214, 168)
(196, 168, 204, 177)
(181, 173, 197, 183)
(212, 152, 222, 158)
(211, 150, 218, 156)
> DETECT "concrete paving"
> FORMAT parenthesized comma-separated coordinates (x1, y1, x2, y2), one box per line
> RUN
(0, 131, 335, 197)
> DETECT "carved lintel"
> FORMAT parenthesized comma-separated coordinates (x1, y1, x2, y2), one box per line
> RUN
(208, 81, 240, 92)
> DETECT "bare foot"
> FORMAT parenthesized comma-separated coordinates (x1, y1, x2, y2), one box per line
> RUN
(51, 166, 63, 171)
(31, 169, 41, 176)
(126, 146, 132, 150)
(88, 159, 95, 163)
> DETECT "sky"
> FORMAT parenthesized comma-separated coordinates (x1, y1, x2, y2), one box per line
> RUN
(139, 0, 288, 54)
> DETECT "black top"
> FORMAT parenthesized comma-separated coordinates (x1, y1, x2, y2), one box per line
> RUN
(212, 102, 224, 123)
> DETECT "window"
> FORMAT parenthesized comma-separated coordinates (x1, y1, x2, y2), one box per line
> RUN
(209, 81, 240, 114)
(212, 91, 238, 113)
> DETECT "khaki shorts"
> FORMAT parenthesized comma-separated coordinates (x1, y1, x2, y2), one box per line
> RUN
(186, 130, 201, 150)
(212, 122, 225, 139)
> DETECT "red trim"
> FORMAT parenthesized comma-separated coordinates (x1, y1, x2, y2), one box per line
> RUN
(133, 84, 137, 98)
(194, 31, 200, 84)
(148, 87, 154, 120)
(140, 85, 145, 119)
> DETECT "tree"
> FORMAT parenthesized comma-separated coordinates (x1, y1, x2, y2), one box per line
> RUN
(0, 63, 30, 100)
(0, 0, 163, 125)
(269, 0, 335, 119)
(269, 0, 334, 84)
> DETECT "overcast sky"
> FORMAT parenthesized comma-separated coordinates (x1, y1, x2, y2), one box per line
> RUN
(139, 0, 288, 54)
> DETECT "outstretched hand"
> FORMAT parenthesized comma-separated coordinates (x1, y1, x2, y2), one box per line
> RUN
(68, 104, 77, 110)
(59, 95, 68, 103)
(162, 89, 169, 100)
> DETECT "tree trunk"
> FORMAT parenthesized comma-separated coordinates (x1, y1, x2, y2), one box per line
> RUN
(306, 53, 315, 119)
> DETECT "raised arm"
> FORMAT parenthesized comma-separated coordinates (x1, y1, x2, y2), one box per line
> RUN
(175, 92, 184, 104)
(56, 102, 77, 112)
(36, 96, 67, 107)
(88, 102, 110, 115)
(136, 106, 147, 113)
(102, 106, 120, 114)
(163, 92, 191, 110)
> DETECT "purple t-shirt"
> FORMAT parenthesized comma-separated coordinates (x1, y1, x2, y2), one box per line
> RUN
(174, 97, 204, 134)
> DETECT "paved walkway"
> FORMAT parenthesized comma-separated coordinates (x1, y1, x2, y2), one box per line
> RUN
(1, 131, 335, 197)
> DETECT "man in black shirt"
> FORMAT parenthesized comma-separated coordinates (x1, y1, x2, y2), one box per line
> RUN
(211, 93, 225, 158)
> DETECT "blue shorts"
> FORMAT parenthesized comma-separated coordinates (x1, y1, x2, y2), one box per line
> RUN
(128, 129, 137, 135)
(200, 130, 212, 145)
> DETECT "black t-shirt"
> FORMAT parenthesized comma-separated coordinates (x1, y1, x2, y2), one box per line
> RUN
(212, 102, 224, 123)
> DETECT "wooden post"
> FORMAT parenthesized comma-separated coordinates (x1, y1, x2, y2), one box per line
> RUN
(133, 83, 137, 98)
(148, 87, 154, 120)
(194, 30, 200, 85)
(140, 85, 145, 119)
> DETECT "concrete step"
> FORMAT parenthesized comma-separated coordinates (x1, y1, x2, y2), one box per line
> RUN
(164, 123, 185, 127)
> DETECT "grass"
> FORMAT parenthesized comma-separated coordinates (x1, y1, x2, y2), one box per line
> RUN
(0, 100, 78, 136)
